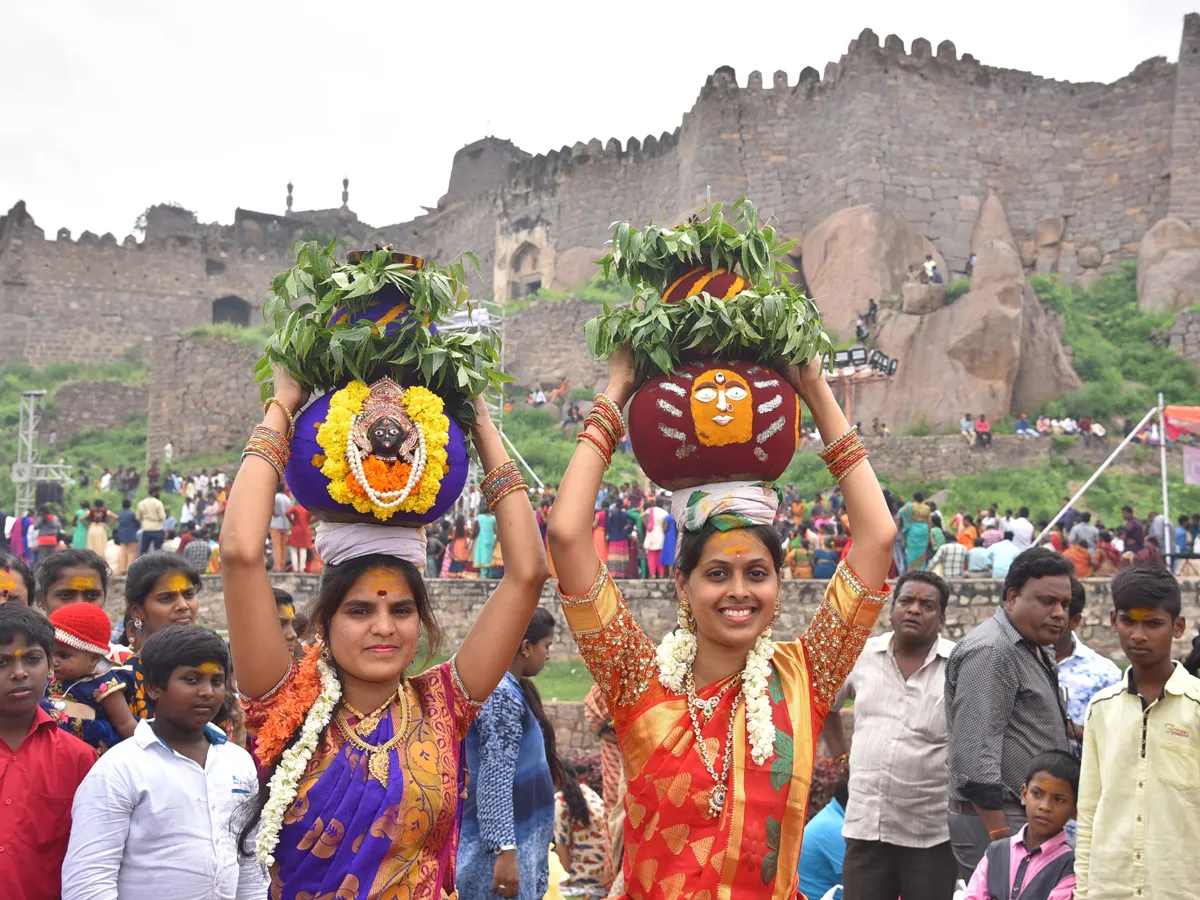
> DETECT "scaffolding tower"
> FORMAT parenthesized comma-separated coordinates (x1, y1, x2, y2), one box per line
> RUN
(11, 391, 72, 514)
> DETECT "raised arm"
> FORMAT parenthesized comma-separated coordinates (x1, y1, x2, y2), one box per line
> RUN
(453, 397, 550, 701)
(547, 348, 637, 595)
(781, 358, 896, 588)
(218, 366, 303, 697)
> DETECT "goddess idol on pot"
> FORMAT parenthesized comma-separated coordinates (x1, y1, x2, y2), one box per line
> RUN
(551, 198, 896, 899)
(220, 243, 549, 899)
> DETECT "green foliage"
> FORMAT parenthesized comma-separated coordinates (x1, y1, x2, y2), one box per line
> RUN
(258, 243, 509, 429)
(588, 196, 832, 377)
(1031, 265, 1195, 420)
(903, 421, 933, 437)
(944, 278, 971, 304)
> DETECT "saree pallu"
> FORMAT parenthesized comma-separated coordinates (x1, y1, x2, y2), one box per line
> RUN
(560, 560, 887, 900)
(245, 663, 477, 900)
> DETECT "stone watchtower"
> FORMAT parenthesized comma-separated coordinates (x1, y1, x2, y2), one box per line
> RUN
(1170, 13, 1200, 226)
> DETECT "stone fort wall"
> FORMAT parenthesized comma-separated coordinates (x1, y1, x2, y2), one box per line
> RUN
(99, 572, 1200, 755)
(3, 18, 1199, 372)
(386, 18, 1200, 298)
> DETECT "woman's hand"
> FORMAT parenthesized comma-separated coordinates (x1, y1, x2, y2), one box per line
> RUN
(605, 345, 638, 407)
(471, 393, 495, 430)
(492, 849, 520, 899)
(271, 364, 309, 413)
(776, 356, 826, 401)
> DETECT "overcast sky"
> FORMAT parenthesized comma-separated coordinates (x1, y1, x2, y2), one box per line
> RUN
(1, 0, 1194, 239)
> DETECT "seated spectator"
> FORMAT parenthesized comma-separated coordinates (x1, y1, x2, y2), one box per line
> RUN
(966, 537, 992, 577)
(928, 532, 968, 577)
(798, 779, 848, 900)
(906, 264, 922, 284)
(1133, 536, 1165, 568)
(960, 413, 975, 445)
(985, 531, 1020, 578)
(1090, 420, 1107, 442)
(1079, 416, 1094, 445)
(922, 254, 936, 282)
(1014, 413, 1036, 437)
(1062, 538, 1093, 578)
(855, 317, 869, 343)
(1093, 530, 1121, 577)
(974, 414, 993, 447)
(879, 422, 891, 438)
(1061, 416, 1078, 435)
(1036, 415, 1051, 436)
(930, 265, 944, 284)
(1068, 511, 1099, 550)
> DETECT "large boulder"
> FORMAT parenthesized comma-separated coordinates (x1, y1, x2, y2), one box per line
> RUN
(801, 205, 944, 338)
(1137, 218, 1200, 313)
(853, 194, 1079, 430)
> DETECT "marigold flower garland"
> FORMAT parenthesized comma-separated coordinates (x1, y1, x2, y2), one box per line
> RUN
(315, 382, 450, 521)
(656, 609, 777, 766)
(255, 651, 342, 867)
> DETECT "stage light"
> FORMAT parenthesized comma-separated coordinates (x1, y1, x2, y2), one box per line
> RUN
(887, 358, 899, 376)
(849, 347, 868, 366)
(833, 350, 851, 367)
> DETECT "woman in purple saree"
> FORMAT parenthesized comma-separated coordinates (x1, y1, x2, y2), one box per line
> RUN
(222, 370, 549, 900)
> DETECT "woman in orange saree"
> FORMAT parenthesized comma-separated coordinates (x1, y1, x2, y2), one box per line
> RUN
(548, 351, 896, 900)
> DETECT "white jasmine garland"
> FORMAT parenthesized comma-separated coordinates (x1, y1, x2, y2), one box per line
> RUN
(254, 655, 342, 867)
(656, 617, 777, 767)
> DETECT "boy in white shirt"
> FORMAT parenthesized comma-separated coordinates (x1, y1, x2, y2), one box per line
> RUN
(62, 625, 265, 900)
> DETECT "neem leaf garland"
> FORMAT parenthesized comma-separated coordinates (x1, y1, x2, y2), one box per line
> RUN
(587, 196, 832, 376)
(256, 241, 509, 430)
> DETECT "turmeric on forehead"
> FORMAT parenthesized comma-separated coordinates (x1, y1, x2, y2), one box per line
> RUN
(197, 661, 222, 675)
(68, 576, 98, 592)
(163, 574, 192, 594)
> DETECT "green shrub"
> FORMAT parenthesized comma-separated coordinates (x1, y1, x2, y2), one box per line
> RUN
(944, 278, 971, 303)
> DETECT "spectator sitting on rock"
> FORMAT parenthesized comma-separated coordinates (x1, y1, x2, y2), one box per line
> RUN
(960, 413, 975, 445)
(922, 253, 936, 282)
(1036, 414, 1051, 436)
(1015, 413, 1036, 437)
(974, 414, 993, 448)
(855, 317, 869, 343)
(930, 264, 944, 284)
(907, 263, 923, 284)
(864, 297, 878, 325)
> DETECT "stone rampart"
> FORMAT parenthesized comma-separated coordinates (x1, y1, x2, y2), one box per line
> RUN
(42, 379, 147, 444)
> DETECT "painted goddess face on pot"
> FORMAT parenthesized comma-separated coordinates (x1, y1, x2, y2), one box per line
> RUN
(690, 368, 752, 447)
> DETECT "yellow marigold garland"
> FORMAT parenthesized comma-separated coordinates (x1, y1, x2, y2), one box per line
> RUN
(315, 382, 450, 521)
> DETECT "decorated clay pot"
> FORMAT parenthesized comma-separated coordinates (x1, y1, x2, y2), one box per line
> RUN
(627, 359, 800, 491)
(287, 378, 469, 526)
(331, 251, 437, 338)
(661, 264, 747, 303)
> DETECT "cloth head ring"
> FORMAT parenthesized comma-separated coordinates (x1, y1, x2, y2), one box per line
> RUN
(314, 521, 428, 570)
(670, 480, 781, 533)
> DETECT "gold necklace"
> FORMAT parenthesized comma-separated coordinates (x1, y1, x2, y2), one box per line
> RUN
(336, 687, 410, 784)
(343, 692, 397, 737)
(686, 675, 741, 819)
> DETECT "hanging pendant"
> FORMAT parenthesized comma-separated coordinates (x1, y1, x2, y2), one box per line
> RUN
(707, 784, 726, 818)
(368, 749, 390, 785)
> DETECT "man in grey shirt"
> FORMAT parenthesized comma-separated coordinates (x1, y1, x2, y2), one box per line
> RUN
(944, 547, 1074, 878)
(1067, 511, 1099, 549)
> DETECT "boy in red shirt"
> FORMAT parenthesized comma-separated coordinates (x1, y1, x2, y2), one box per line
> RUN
(0, 603, 96, 900)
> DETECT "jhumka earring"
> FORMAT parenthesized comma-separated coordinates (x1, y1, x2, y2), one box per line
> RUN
(678, 597, 696, 634)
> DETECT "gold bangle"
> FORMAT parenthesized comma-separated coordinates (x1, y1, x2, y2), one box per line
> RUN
(264, 398, 296, 441)
(490, 482, 530, 506)
(241, 449, 284, 483)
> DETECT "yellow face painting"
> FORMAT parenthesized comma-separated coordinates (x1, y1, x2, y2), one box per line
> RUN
(197, 661, 222, 676)
(163, 574, 192, 596)
(1126, 608, 1161, 623)
(68, 576, 98, 592)
(690, 368, 752, 447)
(0, 571, 15, 595)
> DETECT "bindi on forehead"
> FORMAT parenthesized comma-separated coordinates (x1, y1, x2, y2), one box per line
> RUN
(0, 572, 15, 592)
(357, 568, 409, 598)
(163, 574, 192, 594)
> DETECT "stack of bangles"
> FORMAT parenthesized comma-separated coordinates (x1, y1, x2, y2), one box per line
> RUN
(819, 427, 868, 483)
(576, 393, 626, 468)
(480, 460, 529, 507)
(243, 425, 290, 482)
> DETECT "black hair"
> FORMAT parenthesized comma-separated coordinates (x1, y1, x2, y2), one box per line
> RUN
(36, 548, 110, 606)
(122, 499, 131, 509)
(1024, 750, 1080, 800)
(1003, 547, 1074, 599)
(1181, 514, 1191, 526)
(833, 777, 849, 808)
(140, 624, 229, 689)
(913, 491, 925, 503)
(1068, 577, 1086, 620)
(675, 523, 784, 577)
(559, 758, 591, 828)
(1122, 505, 1133, 515)
(0, 601, 53, 656)
(1112, 565, 1181, 618)
(893, 568, 950, 612)
(125, 551, 201, 609)
(1081, 512, 1092, 523)
(1018, 506, 1030, 518)
(272, 588, 295, 609)
(93, 498, 104, 509)
(974, 537, 984, 548)
(1098, 530, 1113, 543)
(1003, 531, 1015, 541)
(519, 607, 565, 793)
(0, 553, 35, 603)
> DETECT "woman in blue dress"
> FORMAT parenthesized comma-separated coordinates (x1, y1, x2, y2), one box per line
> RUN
(459, 608, 558, 899)
(474, 502, 498, 577)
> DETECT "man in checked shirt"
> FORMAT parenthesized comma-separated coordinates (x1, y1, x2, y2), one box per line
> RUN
(944, 547, 1074, 879)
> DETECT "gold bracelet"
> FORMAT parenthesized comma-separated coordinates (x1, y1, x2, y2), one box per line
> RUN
(264, 398, 296, 441)
(490, 482, 530, 506)
(241, 449, 284, 482)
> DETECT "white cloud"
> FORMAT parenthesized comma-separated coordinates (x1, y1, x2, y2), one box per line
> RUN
(0, 0, 1194, 238)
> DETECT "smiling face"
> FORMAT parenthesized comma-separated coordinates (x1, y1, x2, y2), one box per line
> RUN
(690, 369, 752, 447)
(134, 571, 199, 638)
(676, 529, 779, 655)
(328, 567, 422, 684)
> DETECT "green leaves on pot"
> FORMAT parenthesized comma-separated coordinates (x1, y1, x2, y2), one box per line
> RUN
(255, 241, 509, 429)
(588, 195, 831, 376)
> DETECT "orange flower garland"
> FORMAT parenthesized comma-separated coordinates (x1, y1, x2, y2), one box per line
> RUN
(347, 457, 413, 501)
(253, 644, 323, 768)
